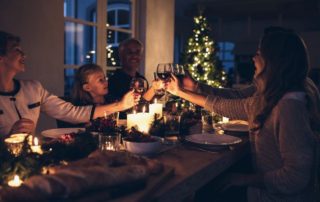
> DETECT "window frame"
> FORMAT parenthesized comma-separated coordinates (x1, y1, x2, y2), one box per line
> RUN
(63, 0, 136, 72)
(217, 41, 235, 71)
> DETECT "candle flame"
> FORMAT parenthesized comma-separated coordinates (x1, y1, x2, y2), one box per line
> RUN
(14, 175, 19, 181)
(34, 137, 39, 146)
(154, 98, 157, 104)
(8, 175, 23, 187)
(104, 111, 107, 118)
(142, 106, 146, 113)
(133, 110, 136, 114)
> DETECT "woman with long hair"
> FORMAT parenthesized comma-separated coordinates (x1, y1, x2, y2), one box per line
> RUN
(166, 27, 320, 201)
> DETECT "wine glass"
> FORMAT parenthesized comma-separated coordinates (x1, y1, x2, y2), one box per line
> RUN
(172, 64, 185, 82)
(156, 63, 173, 102)
(156, 63, 173, 82)
(130, 77, 148, 95)
(130, 77, 148, 111)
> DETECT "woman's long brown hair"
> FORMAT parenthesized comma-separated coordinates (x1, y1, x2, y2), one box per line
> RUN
(252, 28, 320, 134)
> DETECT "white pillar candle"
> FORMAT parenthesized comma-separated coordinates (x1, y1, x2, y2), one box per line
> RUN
(127, 111, 138, 129)
(127, 107, 153, 134)
(149, 99, 163, 118)
(136, 112, 153, 134)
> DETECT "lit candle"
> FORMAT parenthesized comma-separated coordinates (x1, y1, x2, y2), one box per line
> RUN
(137, 106, 153, 133)
(4, 135, 26, 156)
(149, 99, 163, 118)
(105, 142, 115, 151)
(31, 137, 43, 154)
(8, 175, 23, 187)
(222, 117, 229, 123)
(127, 110, 138, 129)
(127, 107, 153, 134)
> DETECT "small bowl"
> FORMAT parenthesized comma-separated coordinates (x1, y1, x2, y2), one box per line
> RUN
(123, 136, 162, 155)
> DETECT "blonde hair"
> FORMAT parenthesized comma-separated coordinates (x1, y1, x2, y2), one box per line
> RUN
(71, 64, 104, 106)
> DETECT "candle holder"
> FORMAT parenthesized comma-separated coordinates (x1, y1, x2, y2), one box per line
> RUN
(7, 175, 23, 187)
(98, 132, 121, 151)
(4, 134, 27, 157)
(201, 110, 214, 133)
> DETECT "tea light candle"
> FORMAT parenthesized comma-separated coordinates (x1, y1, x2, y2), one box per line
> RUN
(4, 134, 26, 156)
(149, 99, 163, 118)
(31, 137, 43, 154)
(5, 135, 25, 144)
(101, 140, 115, 151)
(8, 175, 23, 187)
(222, 117, 229, 123)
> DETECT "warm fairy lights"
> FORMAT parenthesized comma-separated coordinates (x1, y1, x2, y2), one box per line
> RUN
(184, 13, 227, 88)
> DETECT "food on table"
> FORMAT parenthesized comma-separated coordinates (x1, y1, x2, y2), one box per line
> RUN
(125, 128, 158, 143)
(0, 151, 163, 201)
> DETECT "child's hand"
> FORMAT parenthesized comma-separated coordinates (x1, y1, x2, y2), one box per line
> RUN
(121, 89, 140, 110)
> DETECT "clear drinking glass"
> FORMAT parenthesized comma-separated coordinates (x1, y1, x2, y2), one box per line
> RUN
(104, 111, 119, 126)
(201, 110, 214, 134)
(99, 132, 121, 151)
(163, 113, 181, 144)
(4, 134, 27, 156)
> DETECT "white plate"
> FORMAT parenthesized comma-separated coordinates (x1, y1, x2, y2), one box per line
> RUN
(41, 128, 85, 138)
(185, 134, 242, 146)
(220, 120, 249, 132)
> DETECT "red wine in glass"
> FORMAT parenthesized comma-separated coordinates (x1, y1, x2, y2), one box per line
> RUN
(157, 72, 171, 81)
(130, 78, 147, 95)
(173, 64, 185, 81)
(157, 63, 173, 81)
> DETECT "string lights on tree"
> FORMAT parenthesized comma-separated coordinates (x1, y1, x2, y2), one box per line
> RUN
(184, 11, 227, 87)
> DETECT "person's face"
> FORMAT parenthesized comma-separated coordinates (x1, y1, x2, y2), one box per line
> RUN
(83, 71, 108, 97)
(120, 42, 142, 71)
(0, 41, 26, 73)
(252, 49, 265, 78)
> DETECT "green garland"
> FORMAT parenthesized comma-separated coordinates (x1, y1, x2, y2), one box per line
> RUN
(0, 132, 97, 187)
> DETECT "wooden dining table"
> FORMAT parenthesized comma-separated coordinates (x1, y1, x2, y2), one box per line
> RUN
(75, 136, 250, 202)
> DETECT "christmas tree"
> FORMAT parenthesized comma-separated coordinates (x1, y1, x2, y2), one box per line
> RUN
(184, 11, 227, 87)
